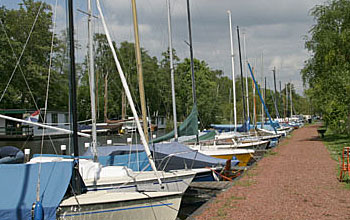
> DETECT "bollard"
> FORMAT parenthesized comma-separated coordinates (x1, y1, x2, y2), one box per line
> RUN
(61, 145, 67, 155)
(24, 149, 30, 162)
(84, 143, 90, 148)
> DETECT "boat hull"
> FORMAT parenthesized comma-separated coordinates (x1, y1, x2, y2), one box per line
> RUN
(57, 191, 182, 220)
(211, 153, 253, 166)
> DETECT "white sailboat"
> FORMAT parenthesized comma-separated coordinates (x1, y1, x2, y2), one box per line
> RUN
(0, 0, 187, 219)
(56, 0, 185, 218)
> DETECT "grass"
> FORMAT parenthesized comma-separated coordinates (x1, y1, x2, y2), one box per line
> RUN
(264, 149, 278, 157)
(322, 127, 350, 185)
(215, 195, 246, 218)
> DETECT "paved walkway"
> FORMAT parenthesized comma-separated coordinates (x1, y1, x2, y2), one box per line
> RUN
(194, 125, 350, 220)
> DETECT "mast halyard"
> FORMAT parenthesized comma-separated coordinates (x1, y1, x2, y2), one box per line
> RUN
(131, 0, 149, 143)
(186, 0, 199, 143)
(166, 0, 178, 141)
(227, 10, 237, 132)
(87, 0, 98, 161)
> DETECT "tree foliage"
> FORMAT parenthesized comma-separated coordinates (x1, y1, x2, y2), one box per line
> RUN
(0, 0, 68, 110)
(1, 1, 308, 130)
(302, 0, 350, 133)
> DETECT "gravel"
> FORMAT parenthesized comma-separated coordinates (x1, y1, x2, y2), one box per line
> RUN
(194, 125, 350, 220)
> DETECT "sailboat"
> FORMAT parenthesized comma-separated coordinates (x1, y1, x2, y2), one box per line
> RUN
(30, 0, 196, 194)
(91, 0, 232, 182)
(0, 0, 185, 219)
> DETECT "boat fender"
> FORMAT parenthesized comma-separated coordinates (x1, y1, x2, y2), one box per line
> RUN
(32, 201, 44, 220)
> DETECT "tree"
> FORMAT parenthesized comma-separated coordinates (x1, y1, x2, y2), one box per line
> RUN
(302, 0, 350, 133)
(0, 1, 68, 111)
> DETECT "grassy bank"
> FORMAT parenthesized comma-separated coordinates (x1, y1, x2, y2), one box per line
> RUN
(322, 129, 350, 161)
(322, 127, 350, 184)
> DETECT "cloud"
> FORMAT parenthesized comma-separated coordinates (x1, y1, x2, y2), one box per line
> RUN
(3, 0, 327, 95)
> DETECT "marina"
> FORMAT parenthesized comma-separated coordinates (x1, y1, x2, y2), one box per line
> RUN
(1, 0, 349, 219)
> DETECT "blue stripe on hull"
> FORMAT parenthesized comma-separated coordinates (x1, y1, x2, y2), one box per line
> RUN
(61, 202, 174, 217)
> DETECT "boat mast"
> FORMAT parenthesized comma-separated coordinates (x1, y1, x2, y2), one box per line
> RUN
(252, 65, 256, 126)
(166, 0, 178, 141)
(279, 80, 282, 119)
(87, 0, 98, 161)
(290, 82, 293, 117)
(68, 0, 81, 195)
(96, 0, 162, 186)
(131, 0, 149, 143)
(261, 52, 264, 127)
(186, 0, 199, 143)
(236, 26, 247, 122)
(272, 67, 279, 119)
(227, 10, 237, 131)
(264, 76, 267, 122)
(243, 33, 250, 121)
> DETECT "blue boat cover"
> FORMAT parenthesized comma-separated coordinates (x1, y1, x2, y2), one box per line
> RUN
(33, 152, 152, 172)
(83, 142, 238, 170)
(0, 161, 72, 220)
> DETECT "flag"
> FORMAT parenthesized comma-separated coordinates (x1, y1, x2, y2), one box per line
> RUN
(26, 110, 40, 122)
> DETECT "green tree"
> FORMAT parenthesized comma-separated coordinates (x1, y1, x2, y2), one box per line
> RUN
(302, 0, 350, 133)
(0, 1, 68, 111)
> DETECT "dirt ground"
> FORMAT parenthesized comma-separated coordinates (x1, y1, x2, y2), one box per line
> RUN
(194, 125, 350, 220)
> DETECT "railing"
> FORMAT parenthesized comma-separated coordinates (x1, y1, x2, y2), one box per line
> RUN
(0, 126, 34, 136)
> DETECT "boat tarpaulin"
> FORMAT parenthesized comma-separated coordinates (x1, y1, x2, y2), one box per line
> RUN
(85, 142, 237, 171)
(183, 130, 217, 143)
(0, 161, 72, 220)
(151, 105, 198, 143)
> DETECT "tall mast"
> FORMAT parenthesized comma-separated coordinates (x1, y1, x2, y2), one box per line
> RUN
(243, 33, 249, 121)
(290, 83, 293, 117)
(252, 66, 256, 126)
(68, 0, 81, 195)
(87, 0, 98, 161)
(237, 26, 247, 122)
(261, 52, 264, 127)
(166, 0, 178, 141)
(272, 67, 279, 118)
(279, 80, 281, 119)
(264, 76, 267, 122)
(96, 0, 162, 186)
(186, 0, 199, 143)
(227, 10, 237, 131)
(286, 83, 288, 119)
(131, 0, 149, 143)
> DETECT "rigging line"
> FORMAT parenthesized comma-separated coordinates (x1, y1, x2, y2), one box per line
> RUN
(40, 0, 59, 156)
(0, 0, 58, 157)
(0, 20, 42, 113)
(0, 17, 58, 155)
(0, 1, 44, 103)
(36, 0, 59, 203)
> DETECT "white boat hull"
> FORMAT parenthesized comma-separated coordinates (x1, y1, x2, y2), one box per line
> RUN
(57, 191, 182, 220)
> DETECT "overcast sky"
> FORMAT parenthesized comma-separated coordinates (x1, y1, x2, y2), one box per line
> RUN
(3, 0, 327, 94)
